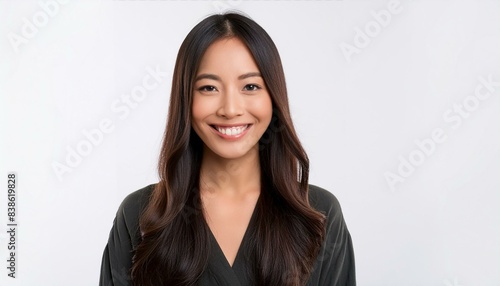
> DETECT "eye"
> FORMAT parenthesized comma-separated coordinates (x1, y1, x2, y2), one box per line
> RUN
(198, 85, 218, 92)
(243, 84, 261, 91)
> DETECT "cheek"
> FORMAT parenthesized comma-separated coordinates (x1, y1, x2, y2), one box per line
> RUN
(250, 96, 273, 123)
(191, 99, 207, 136)
(191, 97, 210, 122)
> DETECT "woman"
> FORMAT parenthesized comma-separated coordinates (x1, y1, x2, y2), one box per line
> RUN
(100, 12, 355, 286)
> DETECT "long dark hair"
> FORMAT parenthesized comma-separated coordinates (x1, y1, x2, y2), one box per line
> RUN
(131, 12, 326, 286)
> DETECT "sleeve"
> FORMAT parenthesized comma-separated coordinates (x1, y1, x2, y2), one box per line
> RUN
(99, 190, 144, 286)
(308, 185, 356, 286)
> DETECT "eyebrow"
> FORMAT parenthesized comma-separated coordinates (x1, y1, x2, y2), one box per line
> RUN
(195, 72, 262, 82)
(238, 72, 261, 80)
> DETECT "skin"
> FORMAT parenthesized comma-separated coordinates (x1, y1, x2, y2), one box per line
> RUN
(191, 37, 273, 267)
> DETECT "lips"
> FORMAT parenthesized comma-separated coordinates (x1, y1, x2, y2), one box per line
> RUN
(210, 124, 251, 138)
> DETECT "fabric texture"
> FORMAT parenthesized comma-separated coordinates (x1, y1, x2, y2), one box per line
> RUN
(99, 183, 356, 286)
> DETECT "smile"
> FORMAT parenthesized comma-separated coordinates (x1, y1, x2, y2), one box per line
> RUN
(210, 124, 252, 139)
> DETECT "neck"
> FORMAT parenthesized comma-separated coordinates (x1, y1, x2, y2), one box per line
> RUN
(199, 145, 261, 197)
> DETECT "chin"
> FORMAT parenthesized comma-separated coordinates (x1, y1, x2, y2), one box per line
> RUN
(213, 149, 251, 160)
(206, 144, 257, 160)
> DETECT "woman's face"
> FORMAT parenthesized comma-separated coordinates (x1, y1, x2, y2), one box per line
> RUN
(192, 37, 273, 160)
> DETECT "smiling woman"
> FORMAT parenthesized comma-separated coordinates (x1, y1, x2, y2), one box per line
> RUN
(99, 11, 355, 286)
(192, 37, 273, 159)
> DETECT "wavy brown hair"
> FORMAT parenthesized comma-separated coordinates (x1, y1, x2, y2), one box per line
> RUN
(131, 12, 326, 286)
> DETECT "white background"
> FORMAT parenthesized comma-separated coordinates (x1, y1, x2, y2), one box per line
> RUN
(1, 0, 499, 285)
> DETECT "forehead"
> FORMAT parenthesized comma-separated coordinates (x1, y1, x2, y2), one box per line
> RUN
(197, 37, 260, 75)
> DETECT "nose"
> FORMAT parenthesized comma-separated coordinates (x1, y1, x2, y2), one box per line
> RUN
(216, 88, 244, 118)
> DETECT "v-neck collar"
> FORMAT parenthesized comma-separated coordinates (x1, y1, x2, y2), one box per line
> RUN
(207, 200, 258, 269)
(205, 195, 259, 285)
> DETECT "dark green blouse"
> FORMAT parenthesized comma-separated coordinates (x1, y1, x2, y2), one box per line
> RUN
(99, 184, 356, 285)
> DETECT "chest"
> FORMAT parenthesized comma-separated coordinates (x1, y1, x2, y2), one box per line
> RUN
(202, 193, 259, 267)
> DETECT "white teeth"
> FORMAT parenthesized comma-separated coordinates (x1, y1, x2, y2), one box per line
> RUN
(215, 125, 248, 136)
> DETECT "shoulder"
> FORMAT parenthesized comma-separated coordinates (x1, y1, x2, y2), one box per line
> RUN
(114, 183, 156, 244)
(308, 184, 343, 218)
(307, 184, 356, 285)
(118, 183, 155, 216)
